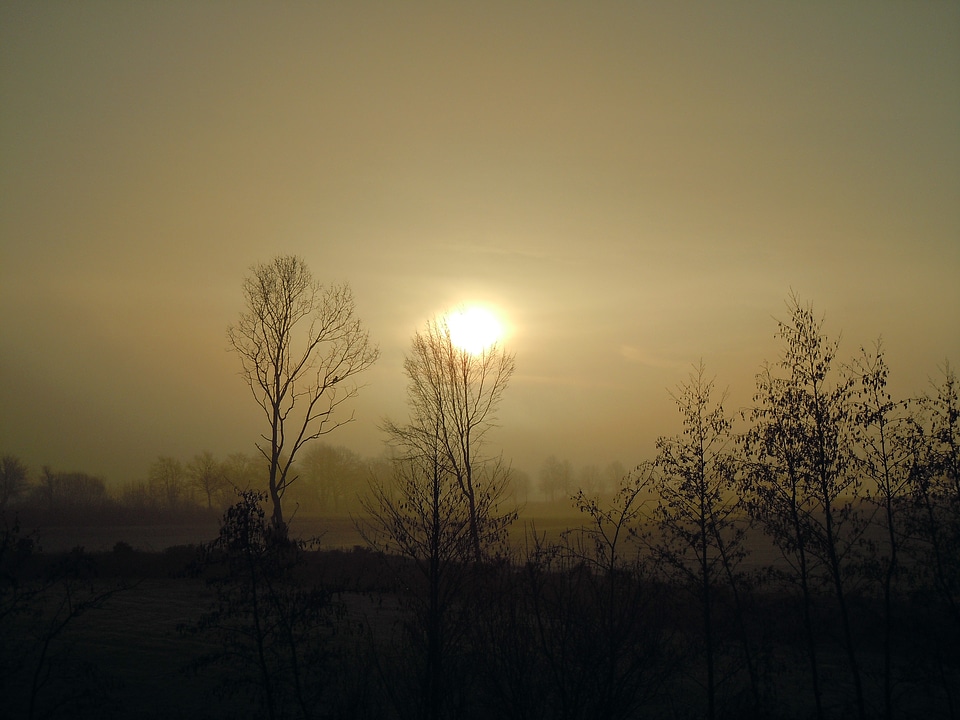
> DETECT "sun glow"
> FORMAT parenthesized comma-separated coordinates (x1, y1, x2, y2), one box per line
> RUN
(446, 306, 504, 355)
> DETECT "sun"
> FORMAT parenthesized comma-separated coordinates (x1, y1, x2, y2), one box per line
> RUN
(446, 306, 503, 355)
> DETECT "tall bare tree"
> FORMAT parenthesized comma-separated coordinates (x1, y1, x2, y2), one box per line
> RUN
(383, 315, 515, 562)
(360, 314, 515, 719)
(228, 255, 378, 534)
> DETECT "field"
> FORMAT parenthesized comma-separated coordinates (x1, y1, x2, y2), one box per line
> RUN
(68, 578, 221, 718)
(3, 515, 958, 720)
(31, 513, 584, 554)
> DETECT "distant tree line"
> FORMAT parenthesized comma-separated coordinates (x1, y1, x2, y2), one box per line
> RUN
(0, 442, 628, 529)
(0, 444, 439, 526)
(0, 451, 261, 525)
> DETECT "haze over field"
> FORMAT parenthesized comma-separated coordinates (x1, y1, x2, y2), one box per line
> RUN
(2, 2, 958, 485)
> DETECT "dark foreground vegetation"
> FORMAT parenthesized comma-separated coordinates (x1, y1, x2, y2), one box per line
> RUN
(1, 488, 957, 720)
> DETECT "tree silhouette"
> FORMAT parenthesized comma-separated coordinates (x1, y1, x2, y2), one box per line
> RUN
(183, 490, 336, 720)
(851, 341, 918, 719)
(910, 362, 960, 625)
(900, 363, 960, 713)
(295, 443, 366, 514)
(741, 296, 867, 720)
(187, 451, 230, 510)
(0, 455, 28, 511)
(538, 455, 573, 503)
(651, 362, 756, 719)
(361, 443, 477, 720)
(360, 314, 516, 719)
(228, 255, 378, 535)
(149, 456, 188, 510)
(381, 314, 515, 563)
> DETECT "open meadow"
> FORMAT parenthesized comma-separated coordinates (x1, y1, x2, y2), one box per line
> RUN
(3, 511, 957, 720)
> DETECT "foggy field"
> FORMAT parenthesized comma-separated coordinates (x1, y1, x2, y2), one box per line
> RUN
(29, 511, 871, 577)
(34, 523, 223, 554)
(3, 543, 956, 720)
(32, 514, 580, 555)
(68, 579, 223, 719)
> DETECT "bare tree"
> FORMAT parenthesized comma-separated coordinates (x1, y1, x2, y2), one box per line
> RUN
(222, 451, 264, 491)
(577, 463, 603, 497)
(512, 465, 669, 720)
(508, 466, 532, 505)
(539, 455, 573, 503)
(360, 315, 516, 718)
(361, 443, 516, 720)
(0, 455, 28, 511)
(602, 460, 628, 499)
(851, 341, 918, 720)
(31, 467, 110, 515)
(361, 438, 476, 720)
(296, 442, 365, 514)
(228, 255, 379, 535)
(187, 451, 229, 510)
(576, 466, 667, 720)
(383, 315, 515, 562)
(651, 362, 756, 719)
(904, 362, 960, 714)
(182, 490, 336, 720)
(907, 363, 960, 623)
(149, 456, 188, 510)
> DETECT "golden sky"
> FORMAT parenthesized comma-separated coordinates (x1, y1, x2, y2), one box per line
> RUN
(2, 1, 958, 484)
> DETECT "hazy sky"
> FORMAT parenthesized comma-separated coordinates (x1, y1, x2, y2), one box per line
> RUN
(2, 1, 958, 485)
